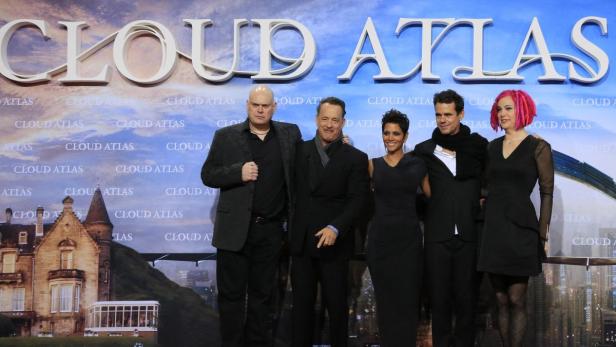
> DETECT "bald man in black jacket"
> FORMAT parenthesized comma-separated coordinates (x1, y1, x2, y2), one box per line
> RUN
(202, 85, 301, 347)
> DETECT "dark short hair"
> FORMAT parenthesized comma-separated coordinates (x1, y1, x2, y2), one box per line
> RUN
(433, 89, 464, 114)
(317, 96, 346, 117)
(381, 109, 409, 134)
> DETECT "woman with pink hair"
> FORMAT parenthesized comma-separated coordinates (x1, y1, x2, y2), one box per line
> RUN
(477, 90, 554, 347)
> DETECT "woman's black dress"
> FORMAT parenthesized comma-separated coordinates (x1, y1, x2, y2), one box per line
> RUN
(477, 136, 554, 276)
(367, 154, 426, 346)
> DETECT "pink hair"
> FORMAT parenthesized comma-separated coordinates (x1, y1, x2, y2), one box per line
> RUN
(490, 90, 537, 131)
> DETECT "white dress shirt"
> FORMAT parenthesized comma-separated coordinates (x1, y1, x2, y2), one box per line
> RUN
(433, 145, 459, 235)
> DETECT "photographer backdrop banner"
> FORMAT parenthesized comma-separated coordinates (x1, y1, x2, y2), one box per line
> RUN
(0, 0, 615, 259)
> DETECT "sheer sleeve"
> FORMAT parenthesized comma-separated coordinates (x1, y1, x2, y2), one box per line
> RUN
(535, 140, 554, 241)
(481, 140, 494, 198)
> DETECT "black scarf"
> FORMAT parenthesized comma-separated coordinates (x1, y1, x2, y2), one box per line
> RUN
(431, 124, 487, 180)
(314, 132, 343, 167)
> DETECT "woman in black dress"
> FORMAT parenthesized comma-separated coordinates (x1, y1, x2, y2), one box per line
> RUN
(367, 109, 429, 346)
(477, 90, 554, 347)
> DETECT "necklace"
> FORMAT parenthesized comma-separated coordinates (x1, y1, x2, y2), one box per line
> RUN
(504, 131, 528, 144)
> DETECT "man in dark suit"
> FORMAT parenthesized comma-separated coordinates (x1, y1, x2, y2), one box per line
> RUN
(290, 97, 369, 347)
(201, 85, 301, 347)
(414, 89, 488, 347)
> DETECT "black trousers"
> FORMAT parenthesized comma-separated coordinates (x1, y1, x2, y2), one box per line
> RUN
(291, 254, 349, 347)
(425, 237, 478, 347)
(216, 220, 283, 347)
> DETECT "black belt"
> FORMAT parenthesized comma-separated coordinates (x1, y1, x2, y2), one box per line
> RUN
(251, 215, 282, 225)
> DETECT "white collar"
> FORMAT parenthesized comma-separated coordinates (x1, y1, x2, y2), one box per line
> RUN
(434, 145, 456, 158)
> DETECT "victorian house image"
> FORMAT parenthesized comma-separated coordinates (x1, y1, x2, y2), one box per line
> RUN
(0, 188, 113, 336)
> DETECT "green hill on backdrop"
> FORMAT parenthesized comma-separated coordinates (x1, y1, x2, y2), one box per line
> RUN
(111, 242, 220, 347)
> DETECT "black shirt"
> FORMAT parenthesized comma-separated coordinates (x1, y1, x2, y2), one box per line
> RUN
(246, 125, 286, 219)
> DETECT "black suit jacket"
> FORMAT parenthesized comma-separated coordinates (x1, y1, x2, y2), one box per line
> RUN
(414, 139, 486, 243)
(290, 138, 369, 259)
(201, 120, 301, 251)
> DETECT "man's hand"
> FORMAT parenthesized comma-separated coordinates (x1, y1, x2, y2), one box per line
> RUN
(316, 227, 337, 248)
(342, 134, 351, 145)
(242, 161, 259, 182)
